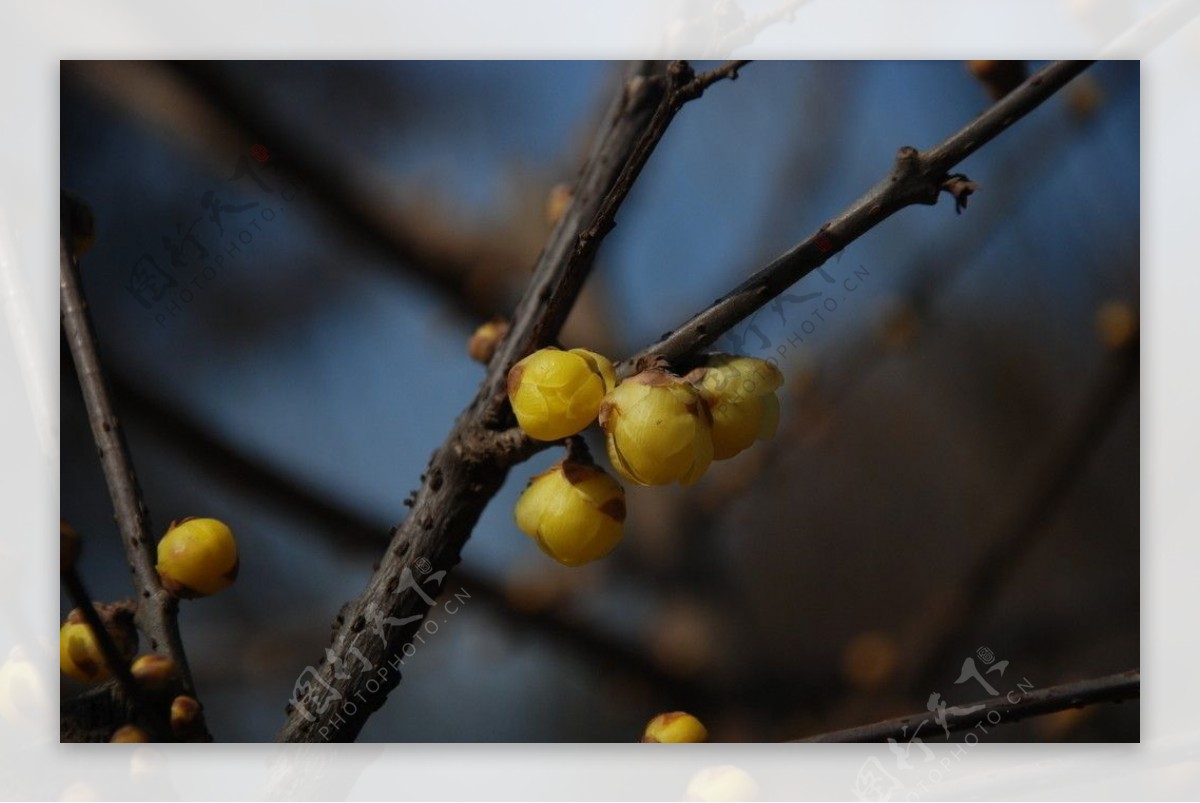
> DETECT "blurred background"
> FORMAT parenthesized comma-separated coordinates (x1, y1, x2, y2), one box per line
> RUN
(59, 60, 1139, 742)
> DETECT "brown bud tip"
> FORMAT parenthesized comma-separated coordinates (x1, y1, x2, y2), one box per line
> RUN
(110, 725, 150, 743)
(468, 316, 510, 365)
(60, 520, 80, 575)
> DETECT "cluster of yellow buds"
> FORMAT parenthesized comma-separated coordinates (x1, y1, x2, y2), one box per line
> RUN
(506, 346, 782, 567)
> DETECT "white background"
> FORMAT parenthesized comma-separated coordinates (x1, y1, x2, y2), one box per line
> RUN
(2, 0, 1197, 799)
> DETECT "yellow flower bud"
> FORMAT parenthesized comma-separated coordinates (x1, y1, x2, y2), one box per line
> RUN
(110, 725, 150, 743)
(599, 370, 714, 486)
(467, 316, 510, 364)
(130, 654, 178, 690)
(641, 711, 709, 743)
(507, 348, 617, 441)
(170, 695, 203, 737)
(514, 461, 625, 566)
(688, 355, 783, 460)
(59, 620, 109, 684)
(156, 518, 239, 598)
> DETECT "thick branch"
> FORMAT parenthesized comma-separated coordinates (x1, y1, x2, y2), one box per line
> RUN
(796, 669, 1139, 742)
(278, 60, 748, 742)
(59, 229, 209, 740)
(628, 60, 1094, 369)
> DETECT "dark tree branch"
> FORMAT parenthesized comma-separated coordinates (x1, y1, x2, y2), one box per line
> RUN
(278, 60, 749, 742)
(59, 228, 209, 741)
(91, 359, 711, 706)
(796, 669, 1139, 742)
(627, 60, 1095, 370)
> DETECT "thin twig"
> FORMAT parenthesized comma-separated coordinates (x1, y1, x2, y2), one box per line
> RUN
(278, 60, 749, 742)
(627, 60, 1095, 370)
(60, 568, 170, 740)
(59, 227, 209, 741)
(796, 669, 1139, 742)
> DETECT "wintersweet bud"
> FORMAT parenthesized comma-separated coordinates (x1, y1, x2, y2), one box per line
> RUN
(599, 370, 714, 486)
(514, 460, 625, 566)
(59, 608, 135, 684)
(155, 518, 239, 598)
(110, 725, 150, 743)
(467, 316, 509, 364)
(130, 654, 178, 690)
(688, 355, 783, 460)
(170, 695, 203, 738)
(641, 711, 709, 743)
(507, 348, 616, 441)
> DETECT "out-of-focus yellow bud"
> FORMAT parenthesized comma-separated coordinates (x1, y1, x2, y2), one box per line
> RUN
(1096, 300, 1137, 350)
(507, 348, 617, 441)
(967, 60, 1028, 100)
(600, 370, 714, 486)
(130, 654, 178, 690)
(110, 725, 150, 743)
(685, 765, 760, 801)
(514, 460, 625, 566)
(642, 711, 709, 743)
(156, 517, 239, 598)
(545, 183, 573, 225)
(687, 355, 783, 460)
(467, 316, 510, 365)
(0, 645, 47, 727)
(59, 619, 109, 684)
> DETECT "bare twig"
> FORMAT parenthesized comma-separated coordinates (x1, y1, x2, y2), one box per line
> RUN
(796, 669, 1139, 742)
(278, 60, 749, 742)
(60, 567, 169, 740)
(59, 225, 209, 741)
(627, 60, 1095, 370)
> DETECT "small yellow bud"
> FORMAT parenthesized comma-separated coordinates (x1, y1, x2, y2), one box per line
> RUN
(170, 695, 203, 737)
(514, 461, 625, 566)
(642, 711, 709, 743)
(600, 370, 714, 486)
(130, 654, 178, 690)
(59, 620, 109, 684)
(156, 517, 239, 598)
(110, 725, 150, 743)
(507, 348, 617, 441)
(687, 355, 783, 461)
(467, 316, 510, 364)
